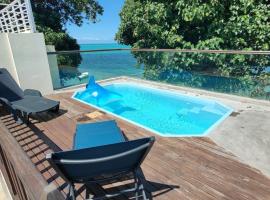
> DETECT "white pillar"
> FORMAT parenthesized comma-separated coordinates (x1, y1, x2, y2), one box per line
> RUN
(0, 33, 54, 95)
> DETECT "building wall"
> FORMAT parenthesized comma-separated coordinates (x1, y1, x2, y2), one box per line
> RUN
(0, 33, 53, 95)
(0, 34, 19, 83)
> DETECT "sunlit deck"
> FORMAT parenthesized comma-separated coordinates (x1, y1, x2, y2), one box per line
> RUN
(1, 90, 270, 200)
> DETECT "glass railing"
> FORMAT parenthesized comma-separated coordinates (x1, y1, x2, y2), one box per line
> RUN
(47, 49, 270, 100)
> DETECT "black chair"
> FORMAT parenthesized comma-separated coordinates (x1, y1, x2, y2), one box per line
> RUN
(47, 120, 155, 200)
(0, 68, 60, 123)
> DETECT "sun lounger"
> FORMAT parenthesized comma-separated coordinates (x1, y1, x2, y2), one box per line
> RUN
(47, 120, 155, 200)
(0, 68, 60, 123)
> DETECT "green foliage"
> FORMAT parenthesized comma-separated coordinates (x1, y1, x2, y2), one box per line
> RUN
(31, 0, 103, 67)
(117, 0, 270, 50)
(1, 0, 103, 51)
(32, 0, 103, 28)
(38, 26, 81, 67)
(116, 0, 270, 99)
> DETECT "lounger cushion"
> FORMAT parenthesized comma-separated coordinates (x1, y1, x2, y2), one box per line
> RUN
(12, 96, 59, 113)
(73, 120, 125, 150)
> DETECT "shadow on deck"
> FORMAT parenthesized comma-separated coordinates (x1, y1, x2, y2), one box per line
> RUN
(0, 91, 270, 200)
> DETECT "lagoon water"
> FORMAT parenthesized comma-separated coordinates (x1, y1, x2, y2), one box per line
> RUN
(58, 43, 143, 88)
(80, 43, 129, 50)
(54, 43, 269, 100)
(78, 43, 143, 80)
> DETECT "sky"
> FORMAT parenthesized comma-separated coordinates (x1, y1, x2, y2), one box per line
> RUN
(66, 0, 125, 44)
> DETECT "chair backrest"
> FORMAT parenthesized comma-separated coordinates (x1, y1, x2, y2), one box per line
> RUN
(47, 137, 155, 183)
(0, 68, 24, 101)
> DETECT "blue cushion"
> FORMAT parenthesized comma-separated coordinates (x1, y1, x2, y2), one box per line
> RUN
(73, 120, 125, 150)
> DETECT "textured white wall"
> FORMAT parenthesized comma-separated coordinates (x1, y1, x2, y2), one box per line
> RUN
(0, 33, 54, 95)
(0, 34, 20, 83)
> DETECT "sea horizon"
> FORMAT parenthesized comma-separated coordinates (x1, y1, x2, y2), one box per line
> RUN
(79, 43, 130, 50)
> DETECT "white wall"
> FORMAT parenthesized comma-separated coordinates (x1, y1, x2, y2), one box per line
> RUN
(0, 34, 19, 83)
(0, 33, 54, 95)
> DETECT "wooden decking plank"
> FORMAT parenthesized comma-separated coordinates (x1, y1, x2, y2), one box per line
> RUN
(1, 93, 270, 200)
(0, 115, 54, 183)
(67, 113, 238, 199)
(36, 115, 74, 150)
(120, 122, 270, 199)
(149, 137, 269, 200)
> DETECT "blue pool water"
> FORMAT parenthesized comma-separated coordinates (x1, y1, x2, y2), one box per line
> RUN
(73, 82, 233, 136)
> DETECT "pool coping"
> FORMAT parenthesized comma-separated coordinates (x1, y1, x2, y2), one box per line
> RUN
(71, 78, 234, 137)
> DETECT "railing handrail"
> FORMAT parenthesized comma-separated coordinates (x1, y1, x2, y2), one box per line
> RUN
(47, 48, 270, 55)
(47, 48, 131, 55)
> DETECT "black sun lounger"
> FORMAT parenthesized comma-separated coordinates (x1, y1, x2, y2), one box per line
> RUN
(0, 68, 60, 123)
(47, 120, 155, 200)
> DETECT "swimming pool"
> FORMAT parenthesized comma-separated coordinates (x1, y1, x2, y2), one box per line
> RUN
(73, 82, 233, 136)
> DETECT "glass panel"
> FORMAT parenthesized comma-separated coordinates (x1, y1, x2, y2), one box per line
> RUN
(47, 49, 270, 100)
(47, 50, 143, 89)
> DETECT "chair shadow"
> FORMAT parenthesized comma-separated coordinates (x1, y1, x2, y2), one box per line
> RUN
(0, 108, 62, 173)
(0, 107, 179, 200)
(137, 168, 179, 200)
(31, 108, 68, 122)
(83, 168, 179, 200)
(0, 103, 67, 123)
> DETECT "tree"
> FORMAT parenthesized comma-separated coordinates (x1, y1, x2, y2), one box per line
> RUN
(32, 0, 103, 67)
(1, 0, 103, 50)
(116, 0, 270, 99)
(32, 0, 103, 48)
(1, 0, 103, 67)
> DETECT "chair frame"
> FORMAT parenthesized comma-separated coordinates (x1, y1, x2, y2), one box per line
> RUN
(0, 68, 60, 124)
(46, 137, 155, 200)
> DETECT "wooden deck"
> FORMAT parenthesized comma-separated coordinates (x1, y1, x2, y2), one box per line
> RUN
(1, 91, 270, 200)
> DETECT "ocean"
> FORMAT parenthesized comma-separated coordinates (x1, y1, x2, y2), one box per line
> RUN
(55, 43, 269, 100)
(80, 43, 130, 50)
(76, 43, 143, 83)
(56, 43, 143, 88)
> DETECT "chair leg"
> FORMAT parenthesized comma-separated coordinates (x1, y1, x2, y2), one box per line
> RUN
(140, 184, 147, 200)
(67, 184, 71, 200)
(22, 111, 29, 124)
(68, 183, 75, 200)
(136, 172, 148, 200)
(86, 187, 94, 200)
(134, 177, 139, 200)
(51, 104, 60, 113)
(10, 108, 22, 124)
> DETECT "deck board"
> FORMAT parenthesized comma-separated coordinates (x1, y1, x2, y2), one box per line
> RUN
(1, 91, 270, 200)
